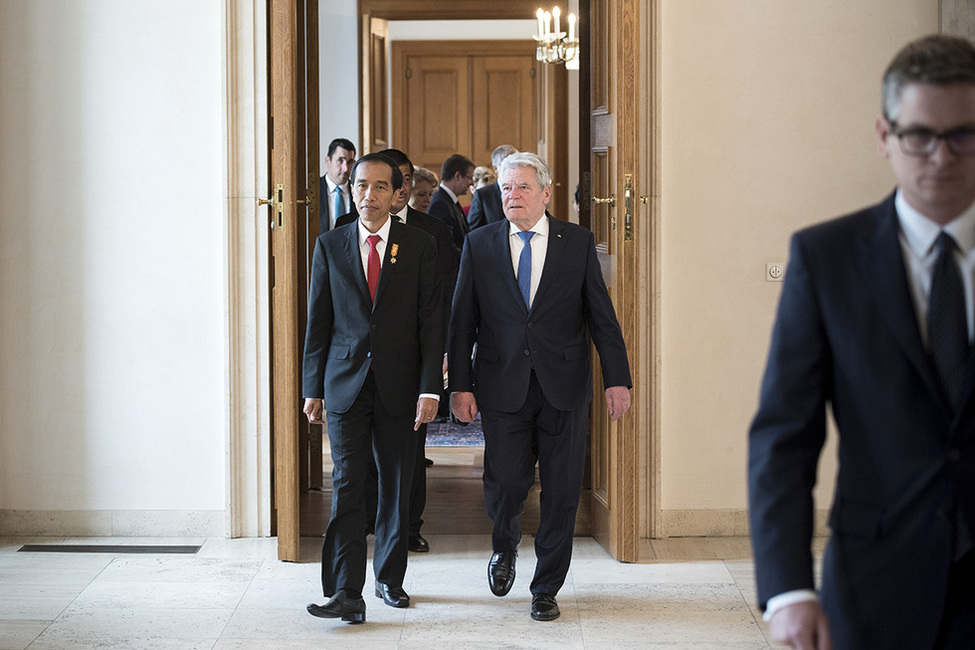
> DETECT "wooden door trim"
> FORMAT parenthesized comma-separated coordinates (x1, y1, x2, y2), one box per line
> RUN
(269, 0, 303, 561)
(642, 0, 662, 541)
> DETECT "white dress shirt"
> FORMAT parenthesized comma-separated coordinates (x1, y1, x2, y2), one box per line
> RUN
(896, 189, 975, 345)
(508, 215, 549, 307)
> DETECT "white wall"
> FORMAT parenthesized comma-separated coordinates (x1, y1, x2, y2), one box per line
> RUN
(658, 0, 937, 524)
(320, 0, 360, 164)
(0, 0, 226, 534)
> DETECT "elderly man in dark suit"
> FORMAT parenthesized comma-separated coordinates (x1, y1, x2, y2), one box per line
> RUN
(337, 148, 457, 554)
(749, 34, 975, 649)
(302, 153, 443, 624)
(449, 152, 632, 622)
(428, 153, 475, 255)
(468, 144, 517, 230)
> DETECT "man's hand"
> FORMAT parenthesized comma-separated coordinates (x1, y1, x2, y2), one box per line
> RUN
(451, 391, 478, 423)
(303, 398, 324, 424)
(769, 601, 832, 650)
(414, 396, 439, 431)
(605, 386, 631, 421)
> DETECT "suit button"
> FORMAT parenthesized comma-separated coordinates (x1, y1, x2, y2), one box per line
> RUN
(371, 324, 377, 330)
(527, 323, 533, 328)
(524, 350, 530, 356)
(949, 449, 961, 462)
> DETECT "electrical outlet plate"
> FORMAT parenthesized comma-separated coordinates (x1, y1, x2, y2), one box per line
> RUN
(766, 263, 785, 282)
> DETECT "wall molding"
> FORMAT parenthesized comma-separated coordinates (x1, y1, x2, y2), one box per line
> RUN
(223, 0, 272, 538)
(0, 510, 226, 538)
(658, 509, 830, 538)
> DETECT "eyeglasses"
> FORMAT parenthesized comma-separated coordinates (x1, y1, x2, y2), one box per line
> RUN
(887, 120, 975, 157)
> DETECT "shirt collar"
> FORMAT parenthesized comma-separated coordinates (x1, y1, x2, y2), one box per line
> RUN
(896, 189, 975, 257)
(393, 205, 408, 223)
(325, 175, 346, 195)
(439, 183, 459, 203)
(508, 214, 549, 239)
(357, 215, 392, 246)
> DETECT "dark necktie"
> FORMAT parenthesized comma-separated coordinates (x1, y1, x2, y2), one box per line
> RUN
(332, 187, 344, 226)
(927, 231, 972, 560)
(928, 231, 969, 411)
(454, 201, 468, 234)
(517, 231, 535, 308)
(366, 234, 381, 303)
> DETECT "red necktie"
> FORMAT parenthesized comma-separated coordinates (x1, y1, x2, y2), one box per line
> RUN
(366, 234, 381, 302)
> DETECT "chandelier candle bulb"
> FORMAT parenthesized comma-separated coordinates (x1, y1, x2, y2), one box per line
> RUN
(568, 13, 575, 43)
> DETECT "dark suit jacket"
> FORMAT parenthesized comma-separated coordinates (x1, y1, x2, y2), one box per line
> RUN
(336, 208, 459, 346)
(448, 216, 631, 412)
(748, 193, 975, 649)
(302, 219, 443, 415)
(318, 176, 356, 233)
(467, 182, 504, 230)
(427, 187, 469, 256)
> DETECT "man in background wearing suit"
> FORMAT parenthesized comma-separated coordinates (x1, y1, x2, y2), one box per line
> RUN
(428, 153, 475, 255)
(318, 137, 356, 233)
(449, 152, 632, 622)
(303, 153, 443, 623)
(468, 144, 517, 230)
(337, 148, 457, 554)
(749, 34, 975, 649)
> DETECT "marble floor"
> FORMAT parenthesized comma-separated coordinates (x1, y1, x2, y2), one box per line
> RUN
(0, 533, 812, 649)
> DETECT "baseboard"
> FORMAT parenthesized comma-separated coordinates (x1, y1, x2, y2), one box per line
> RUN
(0, 509, 226, 537)
(658, 509, 830, 538)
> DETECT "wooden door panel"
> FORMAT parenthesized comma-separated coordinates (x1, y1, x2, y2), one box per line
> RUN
(471, 56, 535, 166)
(392, 41, 538, 175)
(406, 57, 470, 172)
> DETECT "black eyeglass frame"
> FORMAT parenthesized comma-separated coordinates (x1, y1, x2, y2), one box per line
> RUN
(886, 118, 975, 157)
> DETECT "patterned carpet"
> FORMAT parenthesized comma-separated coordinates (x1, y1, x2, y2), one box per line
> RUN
(425, 417, 484, 446)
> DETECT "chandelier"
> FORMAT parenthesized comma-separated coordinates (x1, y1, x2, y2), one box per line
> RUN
(534, 6, 579, 70)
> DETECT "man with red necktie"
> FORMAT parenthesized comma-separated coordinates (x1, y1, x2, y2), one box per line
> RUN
(302, 152, 443, 624)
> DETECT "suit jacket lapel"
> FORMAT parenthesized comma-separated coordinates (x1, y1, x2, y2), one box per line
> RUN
(343, 222, 371, 305)
(490, 221, 527, 314)
(533, 216, 565, 309)
(864, 196, 947, 410)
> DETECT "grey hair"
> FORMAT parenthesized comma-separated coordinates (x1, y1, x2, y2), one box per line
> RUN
(498, 152, 552, 189)
(882, 34, 975, 122)
(491, 144, 519, 169)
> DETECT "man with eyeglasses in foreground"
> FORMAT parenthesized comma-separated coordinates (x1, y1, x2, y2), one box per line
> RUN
(749, 34, 975, 649)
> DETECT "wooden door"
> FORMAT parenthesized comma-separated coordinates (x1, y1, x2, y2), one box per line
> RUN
(268, 0, 319, 562)
(583, 0, 646, 561)
(391, 41, 537, 173)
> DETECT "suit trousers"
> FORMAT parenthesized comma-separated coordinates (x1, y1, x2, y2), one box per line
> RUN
(363, 421, 427, 537)
(480, 371, 588, 596)
(934, 550, 975, 649)
(322, 370, 417, 597)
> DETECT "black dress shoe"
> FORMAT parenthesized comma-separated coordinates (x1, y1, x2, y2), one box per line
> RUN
(531, 593, 560, 621)
(306, 591, 366, 623)
(374, 581, 410, 608)
(488, 550, 516, 597)
(409, 534, 430, 552)
(425, 457, 434, 466)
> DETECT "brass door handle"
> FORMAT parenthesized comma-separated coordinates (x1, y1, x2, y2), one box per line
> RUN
(592, 194, 616, 207)
(257, 197, 272, 206)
